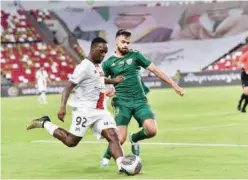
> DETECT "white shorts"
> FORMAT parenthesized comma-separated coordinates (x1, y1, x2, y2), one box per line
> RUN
(38, 85, 47, 93)
(69, 107, 116, 139)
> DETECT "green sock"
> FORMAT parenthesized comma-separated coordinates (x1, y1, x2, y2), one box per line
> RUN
(103, 145, 112, 159)
(132, 128, 150, 143)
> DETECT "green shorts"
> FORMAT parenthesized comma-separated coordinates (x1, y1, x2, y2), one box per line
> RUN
(111, 97, 155, 127)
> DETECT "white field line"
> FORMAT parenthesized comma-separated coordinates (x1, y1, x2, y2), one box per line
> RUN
(175, 111, 238, 117)
(154, 111, 239, 118)
(8, 179, 248, 180)
(160, 123, 240, 132)
(31, 140, 248, 148)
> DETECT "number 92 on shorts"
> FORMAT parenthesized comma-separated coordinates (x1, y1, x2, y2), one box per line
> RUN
(69, 107, 117, 139)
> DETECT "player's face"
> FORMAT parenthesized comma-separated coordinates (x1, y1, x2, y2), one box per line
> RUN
(92, 43, 108, 64)
(116, 35, 131, 55)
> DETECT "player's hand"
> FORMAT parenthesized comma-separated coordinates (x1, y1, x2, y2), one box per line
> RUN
(105, 87, 116, 97)
(172, 84, 184, 96)
(113, 76, 124, 84)
(57, 106, 66, 122)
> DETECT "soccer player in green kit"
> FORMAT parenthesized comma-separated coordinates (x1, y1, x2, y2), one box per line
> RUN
(101, 29, 184, 167)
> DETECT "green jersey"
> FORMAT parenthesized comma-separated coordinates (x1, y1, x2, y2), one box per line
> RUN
(102, 50, 151, 100)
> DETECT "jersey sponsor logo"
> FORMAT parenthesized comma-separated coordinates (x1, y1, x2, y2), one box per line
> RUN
(75, 127, 80, 132)
(118, 61, 124, 65)
(126, 58, 133, 65)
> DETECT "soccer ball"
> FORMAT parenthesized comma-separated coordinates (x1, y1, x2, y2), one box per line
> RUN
(121, 155, 142, 176)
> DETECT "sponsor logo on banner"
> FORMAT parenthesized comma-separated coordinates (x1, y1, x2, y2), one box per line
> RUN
(21, 86, 65, 95)
(1, 85, 66, 97)
(7, 87, 19, 97)
(179, 70, 241, 87)
(142, 70, 242, 88)
(183, 72, 240, 84)
(144, 81, 162, 88)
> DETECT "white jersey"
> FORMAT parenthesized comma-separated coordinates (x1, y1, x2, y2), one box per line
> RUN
(36, 69, 48, 92)
(68, 58, 105, 109)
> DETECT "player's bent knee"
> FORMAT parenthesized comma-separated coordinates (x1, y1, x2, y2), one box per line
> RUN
(102, 128, 120, 143)
(66, 141, 78, 147)
(108, 131, 119, 143)
(65, 134, 81, 147)
(143, 119, 157, 137)
(146, 128, 157, 137)
(243, 87, 248, 95)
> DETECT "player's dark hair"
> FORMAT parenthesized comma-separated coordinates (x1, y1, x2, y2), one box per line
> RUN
(115, 29, 131, 38)
(91, 37, 107, 48)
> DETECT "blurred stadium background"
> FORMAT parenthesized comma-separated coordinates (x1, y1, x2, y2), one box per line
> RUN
(1, 0, 248, 179)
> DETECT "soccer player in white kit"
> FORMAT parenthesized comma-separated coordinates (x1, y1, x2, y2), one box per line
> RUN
(26, 37, 125, 172)
(35, 66, 50, 104)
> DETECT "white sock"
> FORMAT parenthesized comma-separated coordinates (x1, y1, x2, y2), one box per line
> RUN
(44, 121, 58, 135)
(41, 92, 47, 103)
(38, 95, 43, 104)
(116, 156, 124, 170)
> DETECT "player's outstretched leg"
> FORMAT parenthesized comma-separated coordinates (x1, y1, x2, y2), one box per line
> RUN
(238, 93, 245, 111)
(101, 128, 124, 172)
(26, 116, 82, 147)
(26, 116, 50, 129)
(129, 119, 157, 156)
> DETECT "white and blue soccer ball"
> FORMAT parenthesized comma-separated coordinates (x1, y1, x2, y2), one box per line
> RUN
(121, 155, 142, 175)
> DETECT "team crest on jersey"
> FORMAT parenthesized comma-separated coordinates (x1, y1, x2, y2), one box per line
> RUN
(126, 58, 133, 65)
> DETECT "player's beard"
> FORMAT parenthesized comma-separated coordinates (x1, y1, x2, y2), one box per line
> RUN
(118, 46, 128, 55)
(95, 59, 102, 64)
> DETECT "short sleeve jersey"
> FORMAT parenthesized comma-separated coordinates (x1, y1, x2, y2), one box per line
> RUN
(102, 50, 151, 100)
(68, 58, 105, 109)
(36, 69, 48, 87)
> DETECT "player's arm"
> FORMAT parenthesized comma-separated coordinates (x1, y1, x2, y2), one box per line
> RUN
(58, 63, 88, 121)
(102, 60, 124, 84)
(104, 76, 124, 84)
(105, 85, 116, 97)
(43, 70, 52, 84)
(58, 81, 76, 122)
(147, 64, 184, 96)
(136, 51, 184, 96)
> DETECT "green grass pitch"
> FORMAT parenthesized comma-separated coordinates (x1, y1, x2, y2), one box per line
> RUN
(1, 86, 248, 179)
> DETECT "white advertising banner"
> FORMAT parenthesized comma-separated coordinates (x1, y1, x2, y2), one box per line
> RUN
(57, 1, 248, 75)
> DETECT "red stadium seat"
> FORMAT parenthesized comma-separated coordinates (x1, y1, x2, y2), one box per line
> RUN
(1, 10, 41, 43)
(205, 44, 248, 72)
(1, 43, 75, 83)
